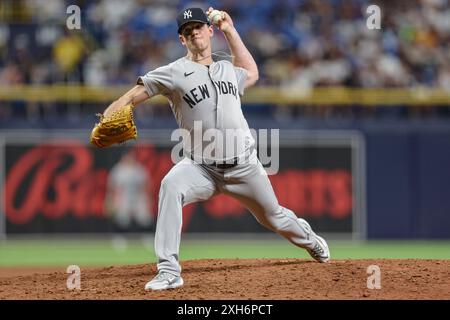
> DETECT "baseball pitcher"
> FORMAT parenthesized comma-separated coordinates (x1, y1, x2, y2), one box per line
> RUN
(93, 7, 330, 291)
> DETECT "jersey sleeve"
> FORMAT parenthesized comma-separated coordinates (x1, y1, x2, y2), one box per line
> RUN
(233, 66, 248, 96)
(137, 64, 173, 97)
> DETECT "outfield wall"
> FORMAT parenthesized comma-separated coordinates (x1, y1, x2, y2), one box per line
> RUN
(1, 119, 450, 239)
(0, 129, 364, 239)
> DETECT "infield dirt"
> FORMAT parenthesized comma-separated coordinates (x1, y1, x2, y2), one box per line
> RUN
(0, 259, 449, 299)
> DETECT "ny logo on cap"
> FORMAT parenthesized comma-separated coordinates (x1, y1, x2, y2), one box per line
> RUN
(184, 10, 192, 19)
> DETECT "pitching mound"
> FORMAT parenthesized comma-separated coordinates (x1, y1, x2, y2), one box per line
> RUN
(0, 259, 449, 299)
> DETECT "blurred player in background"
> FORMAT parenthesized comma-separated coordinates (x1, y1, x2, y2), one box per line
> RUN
(105, 152, 153, 231)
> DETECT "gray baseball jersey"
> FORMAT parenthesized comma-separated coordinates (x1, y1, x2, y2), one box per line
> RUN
(138, 57, 255, 161)
(138, 57, 326, 278)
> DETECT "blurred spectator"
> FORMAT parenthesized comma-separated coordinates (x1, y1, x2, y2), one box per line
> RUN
(53, 30, 86, 82)
(0, 62, 25, 85)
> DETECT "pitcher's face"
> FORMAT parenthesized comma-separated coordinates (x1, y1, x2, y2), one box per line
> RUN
(179, 22, 213, 53)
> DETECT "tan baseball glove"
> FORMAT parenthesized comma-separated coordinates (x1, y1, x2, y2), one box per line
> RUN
(90, 103, 137, 148)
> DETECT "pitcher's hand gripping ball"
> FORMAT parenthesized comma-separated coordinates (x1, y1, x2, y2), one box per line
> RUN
(208, 9, 223, 25)
(90, 104, 137, 148)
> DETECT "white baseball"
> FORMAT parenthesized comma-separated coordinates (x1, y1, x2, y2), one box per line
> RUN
(209, 10, 222, 25)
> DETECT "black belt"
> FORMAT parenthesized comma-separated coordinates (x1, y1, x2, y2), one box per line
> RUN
(190, 154, 239, 169)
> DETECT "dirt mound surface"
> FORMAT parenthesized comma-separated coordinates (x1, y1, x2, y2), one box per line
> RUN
(0, 259, 449, 300)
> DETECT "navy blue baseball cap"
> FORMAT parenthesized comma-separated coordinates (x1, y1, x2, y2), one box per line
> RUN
(177, 8, 210, 34)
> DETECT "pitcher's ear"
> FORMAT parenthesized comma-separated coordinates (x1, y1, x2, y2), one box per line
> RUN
(179, 35, 186, 46)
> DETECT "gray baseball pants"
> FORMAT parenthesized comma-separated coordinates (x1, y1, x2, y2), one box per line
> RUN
(155, 151, 315, 276)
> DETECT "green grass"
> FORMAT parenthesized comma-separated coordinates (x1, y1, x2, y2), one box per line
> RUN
(0, 238, 449, 267)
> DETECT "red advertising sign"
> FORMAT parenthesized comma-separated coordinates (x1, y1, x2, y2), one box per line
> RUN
(3, 140, 357, 234)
